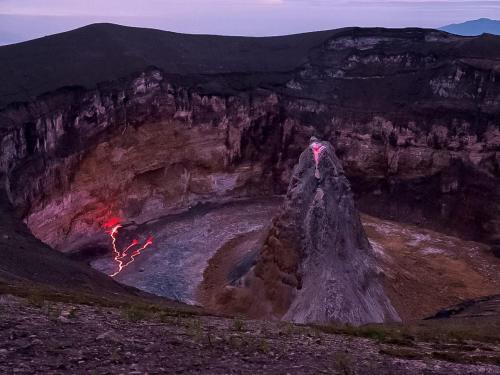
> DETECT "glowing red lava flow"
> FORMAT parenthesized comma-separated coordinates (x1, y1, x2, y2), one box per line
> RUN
(311, 142, 326, 179)
(311, 142, 326, 167)
(103, 217, 154, 277)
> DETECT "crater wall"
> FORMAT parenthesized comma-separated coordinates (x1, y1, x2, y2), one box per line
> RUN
(0, 28, 499, 253)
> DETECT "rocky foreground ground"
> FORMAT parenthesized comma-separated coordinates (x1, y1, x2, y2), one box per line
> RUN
(1, 294, 499, 375)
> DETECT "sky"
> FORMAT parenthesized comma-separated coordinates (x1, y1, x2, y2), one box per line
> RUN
(1, 0, 500, 44)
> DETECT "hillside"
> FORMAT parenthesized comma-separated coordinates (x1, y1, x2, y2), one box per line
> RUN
(440, 18, 500, 36)
(0, 23, 340, 108)
(2, 23, 500, 110)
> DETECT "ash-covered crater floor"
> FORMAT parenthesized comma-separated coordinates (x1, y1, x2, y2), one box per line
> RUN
(91, 198, 280, 305)
(89, 197, 500, 320)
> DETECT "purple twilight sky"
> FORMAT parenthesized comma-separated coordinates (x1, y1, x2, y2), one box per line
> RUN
(1, 0, 500, 44)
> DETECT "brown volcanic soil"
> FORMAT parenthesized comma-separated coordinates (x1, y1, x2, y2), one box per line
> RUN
(197, 229, 268, 312)
(363, 215, 500, 320)
(195, 200, 500, 321)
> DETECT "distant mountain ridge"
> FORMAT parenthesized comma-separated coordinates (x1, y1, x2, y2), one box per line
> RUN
(440, 18, 500, 36)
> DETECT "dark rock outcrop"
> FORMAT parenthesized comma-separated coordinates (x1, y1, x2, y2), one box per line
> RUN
(218, 138, 400, 325)
(426, 294, 500, 320)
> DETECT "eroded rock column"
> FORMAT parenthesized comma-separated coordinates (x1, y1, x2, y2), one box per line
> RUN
(216, 137, 400, 325)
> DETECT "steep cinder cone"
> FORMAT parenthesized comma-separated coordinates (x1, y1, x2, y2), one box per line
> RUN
(224, 137, 400, 325)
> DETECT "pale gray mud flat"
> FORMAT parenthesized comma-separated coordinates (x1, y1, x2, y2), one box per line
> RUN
(91, 198, 500, 320)
(91, 198, 281, 304)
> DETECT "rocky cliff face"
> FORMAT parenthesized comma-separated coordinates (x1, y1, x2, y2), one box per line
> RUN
(212, 138, 400, 325)
(0, 27, 499, 256)
(0, 71, 288, 251)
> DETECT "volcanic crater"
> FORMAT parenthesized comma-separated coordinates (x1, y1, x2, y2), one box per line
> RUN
(1, 23, 499, 324)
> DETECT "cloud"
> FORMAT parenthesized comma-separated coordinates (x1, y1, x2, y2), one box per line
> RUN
(2, 1, 500, 18)
(0, 0, 290, 16)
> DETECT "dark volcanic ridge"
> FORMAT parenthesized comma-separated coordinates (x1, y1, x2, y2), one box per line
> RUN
(440, 18, 500, 36)
(1, 22, 500, 110)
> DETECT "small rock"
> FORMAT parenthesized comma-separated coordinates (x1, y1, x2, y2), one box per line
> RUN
(16, 342, 34, 354)
(57, 315, 71, 324)
(96, 330, 124, 344)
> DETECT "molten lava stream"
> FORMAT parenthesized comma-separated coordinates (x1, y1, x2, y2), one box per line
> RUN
(103, 218, 154, 277)
(311, 142, 326, 167)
